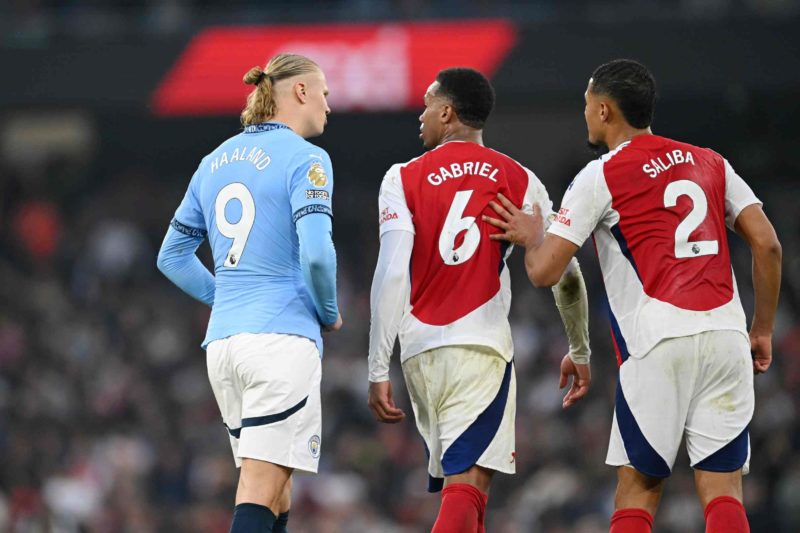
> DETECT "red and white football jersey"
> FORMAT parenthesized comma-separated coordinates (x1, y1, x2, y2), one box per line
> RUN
(378, 140, 552, 362)
(548, 134, 760, 363)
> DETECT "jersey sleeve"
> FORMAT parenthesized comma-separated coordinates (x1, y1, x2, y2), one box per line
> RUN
(547, 160, 610, 247)
(378, 164, 415, 237)
(172, 165, 207, 237)
(521, 167, 555, 230)
(289, 147, 334, 224)
(723, 159, 762, 230)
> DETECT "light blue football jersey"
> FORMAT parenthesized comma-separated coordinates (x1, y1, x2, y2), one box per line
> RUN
(171, 122, 335, 353)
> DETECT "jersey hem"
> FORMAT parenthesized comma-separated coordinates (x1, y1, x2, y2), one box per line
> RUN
(399, 339, 513, 364)
(629, 326, 749, 359)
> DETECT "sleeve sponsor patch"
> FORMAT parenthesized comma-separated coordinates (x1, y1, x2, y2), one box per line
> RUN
(554, 207, 571, 226)
(292, 204, 333, 223)
(379, 207, 399, 225)
(305, 189, 330, 201)
(307, 162, 329, 187)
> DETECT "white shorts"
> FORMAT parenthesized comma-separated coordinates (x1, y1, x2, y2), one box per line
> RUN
(206, 333, 322, 473)
(402, 345, 516, 492)
(606, 330, 753, 478)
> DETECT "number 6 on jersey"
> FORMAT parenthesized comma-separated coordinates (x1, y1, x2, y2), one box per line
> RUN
(439, 189, 481, 265)
(215, 183, 255, 267)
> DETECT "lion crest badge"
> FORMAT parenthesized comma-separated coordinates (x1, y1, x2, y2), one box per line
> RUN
(307, 162, 328, 188)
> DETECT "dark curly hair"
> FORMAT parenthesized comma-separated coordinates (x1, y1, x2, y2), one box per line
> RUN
(435, 67, 496, 129)
(590, 59, 656, 129)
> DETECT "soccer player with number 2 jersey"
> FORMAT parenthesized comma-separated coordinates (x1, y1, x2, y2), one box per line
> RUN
(486, 59, 782, 533)
(368, 68, 592, 532)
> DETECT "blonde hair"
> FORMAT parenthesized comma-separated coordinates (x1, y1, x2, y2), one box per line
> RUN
(240, 53, 321, 126)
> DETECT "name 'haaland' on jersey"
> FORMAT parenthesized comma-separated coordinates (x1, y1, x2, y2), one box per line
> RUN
(427, 161, 500, 186)
(210, 146, 272, 173)
(642, 149, 695, 178)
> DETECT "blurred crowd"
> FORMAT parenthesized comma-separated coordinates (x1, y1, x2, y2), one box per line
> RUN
(3, 0, 799, 45)
(0, 114, 798, 533)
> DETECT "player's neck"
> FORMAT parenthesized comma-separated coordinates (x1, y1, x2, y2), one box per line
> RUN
(268, 112, 307, 138)
(606, 126, 652, 151)
(440, 126, 483, 146)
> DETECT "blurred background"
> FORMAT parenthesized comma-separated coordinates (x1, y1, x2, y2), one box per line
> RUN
(1, 1, 799, 532)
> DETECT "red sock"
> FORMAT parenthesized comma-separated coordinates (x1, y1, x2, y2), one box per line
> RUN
(610, 508, 653, 533)
(431, 483, 488, 533)
(704, 496, 749, 533)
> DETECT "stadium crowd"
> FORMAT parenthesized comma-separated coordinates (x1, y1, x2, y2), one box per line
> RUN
(0, 119, 798, 532)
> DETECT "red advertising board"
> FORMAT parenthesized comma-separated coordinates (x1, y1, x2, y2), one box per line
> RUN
(152, 20, 517, 115)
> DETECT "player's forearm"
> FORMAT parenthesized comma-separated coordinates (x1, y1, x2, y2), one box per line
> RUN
(750, 237, 782, 335)
(368, 231, 413, 382)
(524, 239, 566, 288)
(296, 214, 339, 326)
(552, 258, 591, 364)
(157, 226, 215, 306)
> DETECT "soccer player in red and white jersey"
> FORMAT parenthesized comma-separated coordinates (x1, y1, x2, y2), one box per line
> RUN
(486, 59, 782, 533)
(367, 67, 592, 532)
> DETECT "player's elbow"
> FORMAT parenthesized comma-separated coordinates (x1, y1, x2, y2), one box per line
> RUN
(156, 249, 171, 275)
(303, 243, 336, 277)
(528, 264, 560, 288)
(753, 233, 782, 263)
(554, 265, 582, 301)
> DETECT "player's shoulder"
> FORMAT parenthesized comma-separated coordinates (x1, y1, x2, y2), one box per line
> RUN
(570, 157, 605, 188)
(481, 144, 528, 171)
(608, 134, 723, 167)
(285, 136, 331, 164)
(381, 150, 428, 184)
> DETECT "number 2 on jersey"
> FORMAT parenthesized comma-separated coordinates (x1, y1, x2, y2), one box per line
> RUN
(663, 180, 718, 259)
(215, 183, 255, 267)
(439, 190, 481, 265)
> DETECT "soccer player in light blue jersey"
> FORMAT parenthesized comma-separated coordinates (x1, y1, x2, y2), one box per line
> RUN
(157, 53, 340, 533)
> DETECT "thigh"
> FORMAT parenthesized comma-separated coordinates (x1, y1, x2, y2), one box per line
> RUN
(434, 346, 514, 478)
(206, 337, 244, 462)
(686, 330, 753, 473)
(607, 336, 699, 478)
(232, 333, 322, 472)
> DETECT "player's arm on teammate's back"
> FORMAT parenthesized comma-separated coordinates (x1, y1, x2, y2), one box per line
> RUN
(157, 168, 215, 306)
(484, 193, 591, 407)
(733, 204, 781, 373)
(484, 195, 578, 287)
(290, 149, 341, 330)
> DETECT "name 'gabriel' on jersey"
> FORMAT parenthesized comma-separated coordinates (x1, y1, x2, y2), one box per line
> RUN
(377, 140, 554, 362)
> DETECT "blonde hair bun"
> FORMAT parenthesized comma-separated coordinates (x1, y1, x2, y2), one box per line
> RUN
(240, 54, 320, 126)
(243, 67, 264, 86)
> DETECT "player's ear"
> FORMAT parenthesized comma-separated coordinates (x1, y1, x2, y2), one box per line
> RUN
(295, 82, 308, 103)
(599, 101, 610, 123)
(440, 103, 454, 124)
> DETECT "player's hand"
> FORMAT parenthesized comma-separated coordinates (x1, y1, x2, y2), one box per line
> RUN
(750, 331, 772, 374)
(323, 313, 343, 332)
(559, 354, 591, 408)
(482, 193, 545, 248)
(367, 380, 406, 424)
